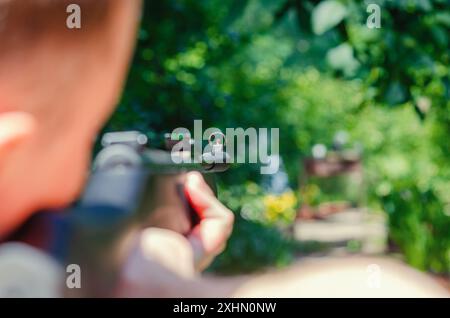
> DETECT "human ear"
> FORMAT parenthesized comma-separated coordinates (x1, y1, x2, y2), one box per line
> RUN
(0, 111, 36, 157)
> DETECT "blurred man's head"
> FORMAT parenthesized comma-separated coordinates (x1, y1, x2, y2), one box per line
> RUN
(0, 0, 141, 236)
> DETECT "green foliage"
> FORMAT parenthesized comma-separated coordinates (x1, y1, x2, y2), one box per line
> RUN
(382, 183, 450, 273)
(312, 0, 348, 35)
(219, 182, 297, 227)
(285, 0, 450, 112)
(211, 182, 324, 274)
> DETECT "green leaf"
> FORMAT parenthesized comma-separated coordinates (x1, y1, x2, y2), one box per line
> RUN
(384, 81, 407, 105)
(434, 12, 450, 27)
(312, 0, 347, 35)
(326, 43, 360, 76)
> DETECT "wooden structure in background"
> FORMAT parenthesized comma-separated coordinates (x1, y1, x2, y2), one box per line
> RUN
(298, 152, 363, 220)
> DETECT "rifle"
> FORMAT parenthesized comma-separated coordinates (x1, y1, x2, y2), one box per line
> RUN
(2, 131, 230, 297)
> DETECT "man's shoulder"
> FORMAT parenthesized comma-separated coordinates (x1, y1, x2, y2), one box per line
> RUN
(0, 242, 63, 297)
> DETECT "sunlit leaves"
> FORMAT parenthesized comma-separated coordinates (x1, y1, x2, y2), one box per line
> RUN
(312, 0, 348, 35)
(326, 43, 360, 76)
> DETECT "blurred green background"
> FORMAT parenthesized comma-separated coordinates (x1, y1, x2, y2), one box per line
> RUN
(105, 0, 449, 275)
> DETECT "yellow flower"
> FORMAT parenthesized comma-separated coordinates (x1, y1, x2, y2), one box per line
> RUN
(263, 191, 298, 224)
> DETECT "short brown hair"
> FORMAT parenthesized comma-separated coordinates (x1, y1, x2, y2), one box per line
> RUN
(0, 0, 120, 56)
